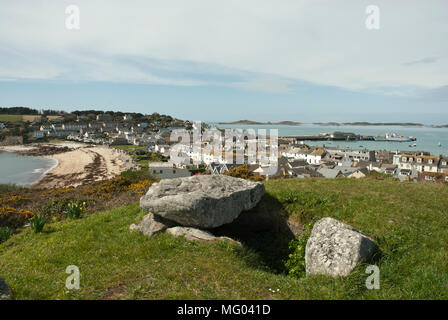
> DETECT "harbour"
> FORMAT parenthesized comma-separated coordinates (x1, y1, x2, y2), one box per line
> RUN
(215, 123, 448, 156)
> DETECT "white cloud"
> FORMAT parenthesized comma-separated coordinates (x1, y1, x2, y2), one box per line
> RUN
(0, 0, 447, 94)
(232, 77, 292, 93)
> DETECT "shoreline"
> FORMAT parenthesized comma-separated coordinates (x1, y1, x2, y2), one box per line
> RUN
(0, 142, 136, 188)
(0, 149, 59, 187)
(30, 157, 59, 187)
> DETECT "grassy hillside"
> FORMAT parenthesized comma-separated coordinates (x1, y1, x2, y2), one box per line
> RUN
(0, 114, 22, 122)
(1, 178, 448, 299)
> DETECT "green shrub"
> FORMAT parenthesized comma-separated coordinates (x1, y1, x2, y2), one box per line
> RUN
(29, 215, 47, 233)
(120, 168, 153, 182)
(64, 201, 86, 219)
(149, 152, 168, 163)
(41, 198, 77, 216)
(224, 164, 265, 181)
(134, 149, 147, 156)
(284, 221, 314, 278)
(0, 226, 13, 243)
(0, 207, 34, 229)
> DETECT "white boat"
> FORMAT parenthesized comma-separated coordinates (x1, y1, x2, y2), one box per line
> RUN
(374, 133, 416, 142)
(438, 142, 442, 147)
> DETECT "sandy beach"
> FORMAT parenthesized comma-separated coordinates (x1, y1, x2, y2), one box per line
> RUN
(0, 142, 136, 188)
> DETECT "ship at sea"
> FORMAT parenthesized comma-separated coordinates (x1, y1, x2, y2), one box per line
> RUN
(374, 133, 416, 142)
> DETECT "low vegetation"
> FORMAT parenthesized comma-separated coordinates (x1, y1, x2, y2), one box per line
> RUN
(0, 169, 157, 230)
(224, 164, 265, 182)
(29, 215, 47, 233)
(284, 222, 314, 278)
(0, 184, 23, 193)
(1, 177, 447, 299)
(64, 201, 86, 220)
(0, 226, 13, 243)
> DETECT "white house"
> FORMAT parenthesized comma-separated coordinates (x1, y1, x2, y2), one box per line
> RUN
(154, 144, 170, 154)
(148, 162, 191, 179)
(32, 131, 45, 138)
(398, 153, 439, 174)
(439, 157, 448, 173)
(306, 148, 326, 165)
(281, 147, 309, 160)
(190, 150, 218, 165)
(40, 125, 52, 132)
(123, 114, 133, 121)
(51, 124, 63, 131)
(326, 149, 376, 162)
(62, 124, 87, 131)
(48, 131, 73, 138)
(124, 132, 136, 141)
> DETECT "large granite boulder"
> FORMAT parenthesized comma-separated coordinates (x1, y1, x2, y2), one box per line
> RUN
(140, 175, 265, 228)
(0, 277, 12, 300)
(305, 217, 376, 277)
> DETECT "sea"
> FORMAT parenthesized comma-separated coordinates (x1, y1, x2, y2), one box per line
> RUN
(0, 151, 57, 186)
(214, 123, 448, 156)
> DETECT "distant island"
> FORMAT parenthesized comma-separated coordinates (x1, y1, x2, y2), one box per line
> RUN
(313, 122, 425, 127)
(217, 120, 448, 128)
(431, 124, 448, 128)
(219, 120, 302, 126)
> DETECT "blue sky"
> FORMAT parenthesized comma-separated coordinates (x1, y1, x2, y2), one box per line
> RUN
(0, 0, 447, 124)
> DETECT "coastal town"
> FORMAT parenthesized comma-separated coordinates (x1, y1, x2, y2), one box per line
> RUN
(1, 1, 448, 302)
(1, 108, 447, 187)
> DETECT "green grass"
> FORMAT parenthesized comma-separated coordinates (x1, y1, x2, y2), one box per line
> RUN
(0, 114, 22, 122)
(1, 178, 448, 299)
(112, 145, 147, 152)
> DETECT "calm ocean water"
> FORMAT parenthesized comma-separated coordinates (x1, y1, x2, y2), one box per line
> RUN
(0, 152, 57, 186)
(215, 124, 448, 156)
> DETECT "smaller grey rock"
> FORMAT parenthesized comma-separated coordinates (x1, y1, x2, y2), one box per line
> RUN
(130, 212, 176, 237)
(166, 226, 216, 241)
(0, 277, 12, 300)
(305, 217, 376, 277)
(166, 226, 240, 245)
